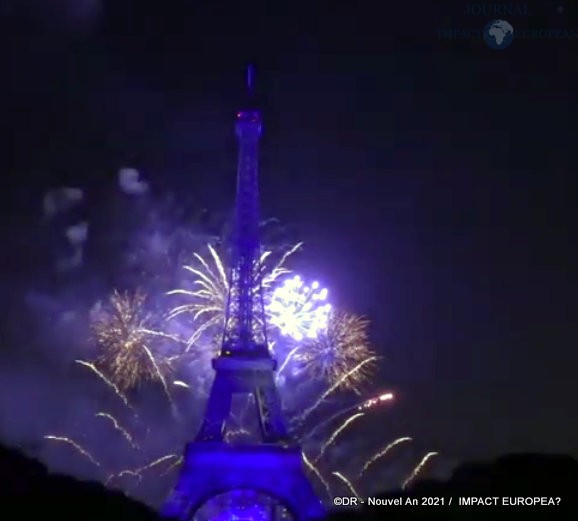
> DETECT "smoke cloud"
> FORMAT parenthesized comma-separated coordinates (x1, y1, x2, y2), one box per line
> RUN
(0, 167, 208, 505)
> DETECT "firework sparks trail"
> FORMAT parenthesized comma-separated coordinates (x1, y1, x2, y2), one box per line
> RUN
(299, 356, 379, 423)
(402, 451, 439, 490)
(108, 454, 180, 486)
(44, 435, 101, 468)
(136, 454, 179, 473)
(332, 471, 360, 499)
(276, 344, 301, 377)
(302, 391, 394, 441)
(105, 470, 142, 486)
(358, 392, 394, 410)
(167, 243, 302, 350)
(167, 248, 223, 315)
(358, 437, 413, 478)
(161, 456, 183, 477)
(95, 412, 138, 449)
(140, 329, 185, 344)
(256, 243, 303, 298)
(171, 312, 221, 350)
(314, 413, 365, 463)
(296, 311, 376, 394)
(141, 344, 177, 413)
(91, 290, 172, 391)
(75, 360, 133, 411)
(302, 452, 332, 500)
(173, 380, 190, 389)
(260, 243, 302, 287)
(167, 245, 228, 349)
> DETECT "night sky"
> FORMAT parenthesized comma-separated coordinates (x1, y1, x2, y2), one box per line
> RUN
(1, 0, 577, 473)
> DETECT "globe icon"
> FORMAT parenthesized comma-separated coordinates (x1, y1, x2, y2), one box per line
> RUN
(483, 19, 514, 49)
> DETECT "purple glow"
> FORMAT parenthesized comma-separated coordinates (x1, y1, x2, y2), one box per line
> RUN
(162, 444, 325, 521)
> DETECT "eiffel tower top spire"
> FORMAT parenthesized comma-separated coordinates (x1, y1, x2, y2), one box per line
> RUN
(246, 63, 254, 95)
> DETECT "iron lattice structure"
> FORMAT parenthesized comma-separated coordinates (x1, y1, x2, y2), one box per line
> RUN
(162, 68, 325, 521)
(221, 106, 269, 355)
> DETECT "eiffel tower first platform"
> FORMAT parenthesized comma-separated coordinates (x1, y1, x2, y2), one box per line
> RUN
(161, 68, 326, 521)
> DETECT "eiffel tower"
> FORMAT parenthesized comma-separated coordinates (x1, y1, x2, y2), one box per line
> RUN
(161, 67, 326, 521)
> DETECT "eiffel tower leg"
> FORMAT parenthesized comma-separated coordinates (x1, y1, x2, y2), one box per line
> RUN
(195, 373, 233, 442)
(255, 373, 288, 443)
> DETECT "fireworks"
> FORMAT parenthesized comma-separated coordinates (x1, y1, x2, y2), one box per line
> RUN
(302, 390, 394, 442)
(95, 412, 138, 449)
(90, 290, 171, 392)
(167, 243, 302, 349)
(299, 356, 380, 422)
(314, 412, 365, 462)
(44, 435, 101, 468)
(402, 452, 439, 490)
(296, 310, 377, 394)
(302, 452, 332, 500)
(266, 275, 331, 341)
(75, 360, 132, 410)
(41, 226, 430, 507)
(359, 437, 413, 477)
(358, 392, 394, 410)
(106, 454, 180, 486)
(332, 471, 360, 499)
(167, 245, 228, 348)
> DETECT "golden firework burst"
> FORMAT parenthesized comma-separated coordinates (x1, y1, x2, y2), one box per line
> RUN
(296, 310, 377, 394)
(91, 290, 170, 392)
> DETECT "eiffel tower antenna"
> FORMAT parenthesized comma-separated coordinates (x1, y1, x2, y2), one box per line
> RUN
(247, 63, 254, 94)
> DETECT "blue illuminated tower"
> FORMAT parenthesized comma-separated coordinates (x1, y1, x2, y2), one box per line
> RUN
(162, 67, 326, 521)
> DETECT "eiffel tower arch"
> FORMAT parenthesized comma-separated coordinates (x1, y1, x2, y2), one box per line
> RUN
(162, 444, 324, 521)
(161, 67, 326, 521)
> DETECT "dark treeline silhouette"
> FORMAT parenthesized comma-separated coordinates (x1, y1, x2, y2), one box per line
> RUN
(0, 443, 161, 521)
(1, 443, 576, 520)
